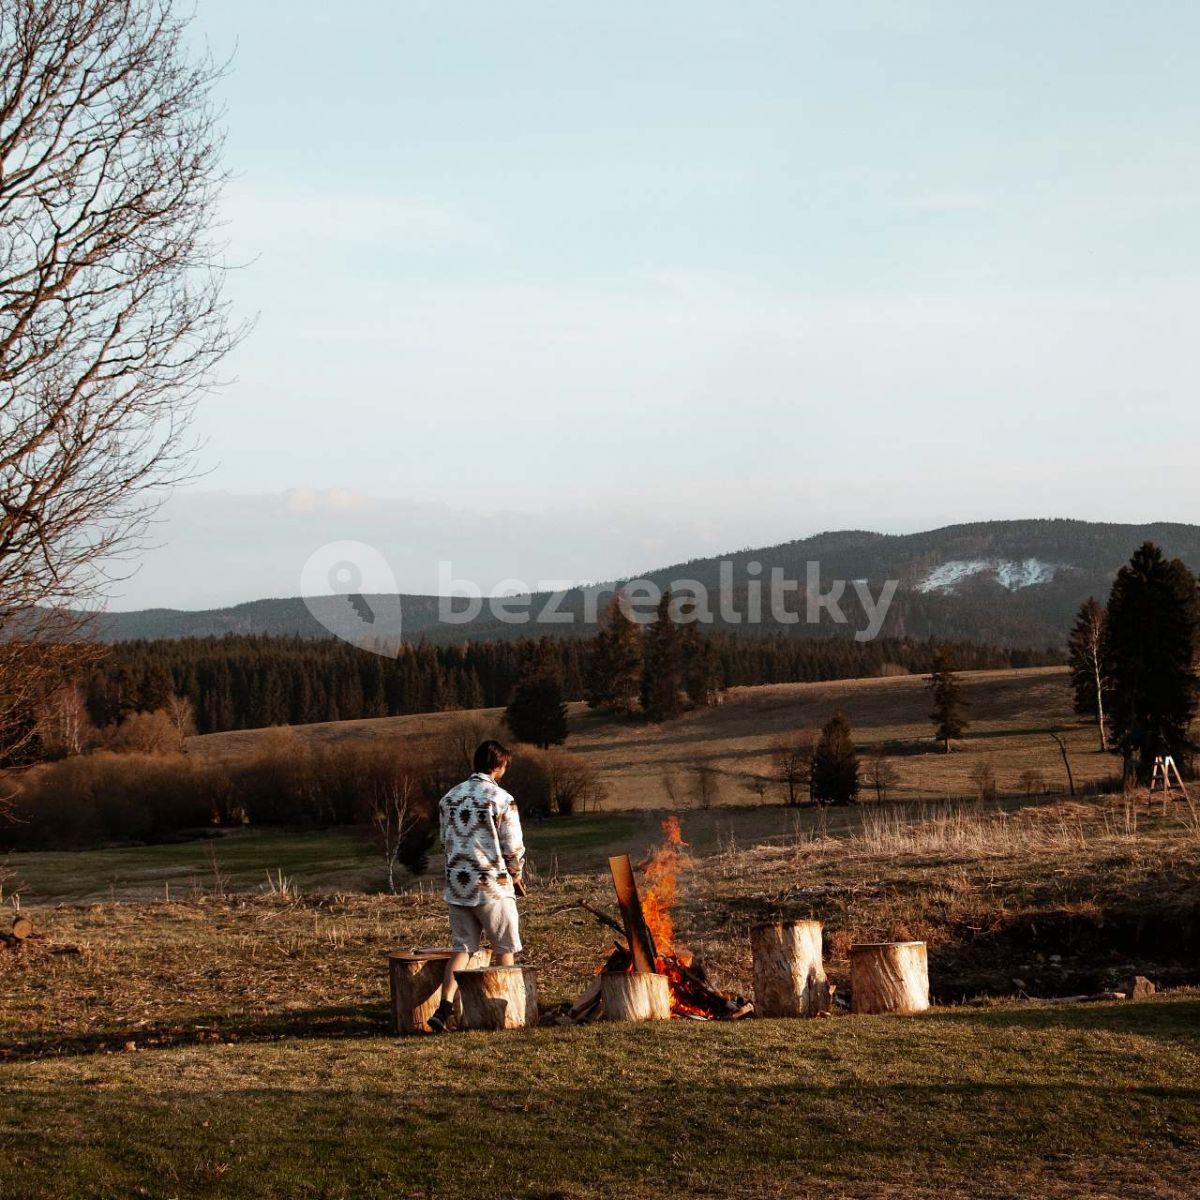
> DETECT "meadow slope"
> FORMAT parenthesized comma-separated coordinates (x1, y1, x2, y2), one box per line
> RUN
(189, 666, 1116, 810)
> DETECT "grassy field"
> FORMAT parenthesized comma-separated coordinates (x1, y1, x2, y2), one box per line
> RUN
(3, 997, 1199, 1200)
(189, 666, 1118, 810)
(4, 668, 1199, 1197)
(3, 800, 1199, 1196)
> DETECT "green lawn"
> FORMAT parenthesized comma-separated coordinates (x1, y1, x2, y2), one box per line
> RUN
(2, 997, 1197, 1199)
(1, 807, 838, 906)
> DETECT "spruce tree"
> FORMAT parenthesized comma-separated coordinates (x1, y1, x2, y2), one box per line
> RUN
(584, 593, 642, 714)
(1104, 542, 1200, 781)
(678, 603, 721, 707)
(505, 669, 569, 749)
(810, 711, 859, 805)
(1067, 597, 1109, 750)
(640, 590, 684, 722)
(927, 650, 970, 751)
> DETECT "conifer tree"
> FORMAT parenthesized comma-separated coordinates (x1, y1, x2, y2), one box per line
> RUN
(640, 591, 684, 722)
(584, 594, 642, 714)
(810, 711, 859, 805)
(505, 669, 569, 749)
(927, 650, 970, 752)
(1067, 597, 1109, 750)
(1104, 542, 1200, 781)
(678, 602, 721, 707)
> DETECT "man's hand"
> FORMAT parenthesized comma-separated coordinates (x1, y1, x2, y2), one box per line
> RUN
(512, 875, 528, 897)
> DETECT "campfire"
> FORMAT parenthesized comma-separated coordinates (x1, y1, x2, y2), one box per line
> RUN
(569, 818, 750, 1022)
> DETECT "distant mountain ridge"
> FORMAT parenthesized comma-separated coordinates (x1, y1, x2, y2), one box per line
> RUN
(86, 519, 1200, 648)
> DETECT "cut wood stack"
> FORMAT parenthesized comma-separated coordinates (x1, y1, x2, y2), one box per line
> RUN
(454, 965, 539, 1031)
(850, 941, 930, 1014)
(387, 947, 491, 1035)
(750, 920, 831, 1017)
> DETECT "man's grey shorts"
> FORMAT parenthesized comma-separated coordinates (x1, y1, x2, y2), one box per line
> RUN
(448, 898, 523, 955)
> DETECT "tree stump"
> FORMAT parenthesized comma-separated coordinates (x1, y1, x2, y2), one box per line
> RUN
(750, 920, 831, 1017)
(388, 948, 491, 1035)
(601, 971, 671, 1022)
(850, 941, 929, 1014)
(11, 915, 32, 942)
(454, 965, 539, 1031)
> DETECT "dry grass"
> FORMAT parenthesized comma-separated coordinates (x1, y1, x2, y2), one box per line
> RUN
(3, 783, 1200, 1197)
(5, 793, 1198, 1061)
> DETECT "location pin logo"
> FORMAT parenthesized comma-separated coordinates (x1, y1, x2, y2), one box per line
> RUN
(300, 540, 402, 656)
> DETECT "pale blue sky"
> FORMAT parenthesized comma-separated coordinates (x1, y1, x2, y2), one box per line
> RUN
(121, 1, 1200, 607)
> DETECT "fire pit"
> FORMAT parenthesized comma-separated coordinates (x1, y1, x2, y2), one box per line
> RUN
(569, 818, 750, 1023)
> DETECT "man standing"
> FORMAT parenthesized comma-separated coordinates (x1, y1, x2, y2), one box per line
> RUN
(427, 739, 526, 1033)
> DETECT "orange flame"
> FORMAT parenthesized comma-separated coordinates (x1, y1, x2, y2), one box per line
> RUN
(640, 816, 691, 964)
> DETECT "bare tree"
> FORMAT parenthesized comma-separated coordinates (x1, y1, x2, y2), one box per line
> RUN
(543, 749, 606, 815)
(863, 750, 900, 803)
(1067, 598, 1109, 751)
(1017, 768, 1046, 797)
(970, 759, 998, 803)
(0, 0, 241, 767)
(164, 693, 196, 741)
(770, 733, 814, 807)
(365, 772, 434, 895)
(33, 679, 95, 756)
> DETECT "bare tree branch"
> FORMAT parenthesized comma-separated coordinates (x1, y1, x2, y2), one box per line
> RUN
(0, 0, 243, 773)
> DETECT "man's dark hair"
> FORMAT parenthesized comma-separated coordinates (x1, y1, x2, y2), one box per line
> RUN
(473, 739, 512, 774)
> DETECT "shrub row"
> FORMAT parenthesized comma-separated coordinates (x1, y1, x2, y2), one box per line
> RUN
(1, 729, 603, 851)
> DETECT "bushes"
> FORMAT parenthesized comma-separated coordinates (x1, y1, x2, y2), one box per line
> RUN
(1, 733, 447, 852)
(1, 727, 600, 853)
(3, 752, 220, 849)
(503, 748, 606, 818)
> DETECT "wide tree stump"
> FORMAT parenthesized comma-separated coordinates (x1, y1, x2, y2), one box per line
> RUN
(388, 948, 491, 1035)
(454, 965, 539, 1031)
(850, 941, 929, 1014)
(601, 971, 671, 1022)
(751, 920, 831, 1017)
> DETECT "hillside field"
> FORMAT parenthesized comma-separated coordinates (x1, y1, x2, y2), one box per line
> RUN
(190, 665, 1115, 809)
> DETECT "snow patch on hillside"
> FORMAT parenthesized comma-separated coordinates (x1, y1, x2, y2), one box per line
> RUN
(917, 557, 1060, 594)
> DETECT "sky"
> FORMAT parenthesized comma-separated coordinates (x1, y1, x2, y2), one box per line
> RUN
(115, 0, 1200, 609)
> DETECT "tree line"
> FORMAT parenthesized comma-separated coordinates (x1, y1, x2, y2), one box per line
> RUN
(63, 622, 1058, 748)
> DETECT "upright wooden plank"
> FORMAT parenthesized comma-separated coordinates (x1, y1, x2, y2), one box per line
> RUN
(607, 854, 657, 972)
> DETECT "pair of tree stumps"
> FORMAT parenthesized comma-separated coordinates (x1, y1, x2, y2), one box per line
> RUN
(388, 949, 539, 1033)
(751, 920, 929, 1017)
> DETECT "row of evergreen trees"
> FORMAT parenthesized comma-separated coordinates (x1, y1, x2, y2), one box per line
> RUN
(1067, 542, 1200, 780)
(81, 627, 1057, 740)
(584, 594, 721, 721)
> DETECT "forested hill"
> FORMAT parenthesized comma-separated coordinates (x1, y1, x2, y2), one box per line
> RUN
(88, 519, 1200, 649)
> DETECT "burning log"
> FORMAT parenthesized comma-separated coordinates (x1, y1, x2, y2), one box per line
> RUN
(455, 965, 540, 1030)
(388, 948, 491, 1035)
(750, 920, 831, 1017)
(607, 854, 657, 972)
(850, 941, 930, 1015)
(602, 971, 671, 1022)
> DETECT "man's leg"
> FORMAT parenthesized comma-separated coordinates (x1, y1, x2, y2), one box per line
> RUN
(429, 904, 481, 1033)
(495, 951, 515, 967)
(440, 950, 470, 1004)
